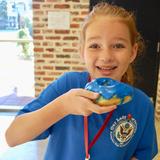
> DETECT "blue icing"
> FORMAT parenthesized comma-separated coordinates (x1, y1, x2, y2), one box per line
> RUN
(85, 78, 133, 100)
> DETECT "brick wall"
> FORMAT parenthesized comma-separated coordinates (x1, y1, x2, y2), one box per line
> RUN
(32, 0, 160, 117)
(33, 0, 89, 96)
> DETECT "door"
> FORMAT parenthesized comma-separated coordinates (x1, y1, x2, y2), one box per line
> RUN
(90, 0, 160, 105)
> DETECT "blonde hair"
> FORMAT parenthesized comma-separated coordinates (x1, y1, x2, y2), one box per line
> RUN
(80, 2, 144, 85)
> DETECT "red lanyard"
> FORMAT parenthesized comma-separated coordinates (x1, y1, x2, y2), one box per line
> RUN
(84, 110, 114, 159)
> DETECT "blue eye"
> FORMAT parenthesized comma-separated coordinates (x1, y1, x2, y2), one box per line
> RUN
(89, 43, 100, 49)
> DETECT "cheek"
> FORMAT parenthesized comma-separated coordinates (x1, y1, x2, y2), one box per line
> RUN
(119, 56, 131, 67)
(84, 52, 92, 61)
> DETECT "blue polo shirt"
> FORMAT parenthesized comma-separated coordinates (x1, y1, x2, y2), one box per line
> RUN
(17, 71, 158, 160)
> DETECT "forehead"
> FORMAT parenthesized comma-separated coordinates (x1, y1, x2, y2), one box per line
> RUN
(85, 17, 130, 41)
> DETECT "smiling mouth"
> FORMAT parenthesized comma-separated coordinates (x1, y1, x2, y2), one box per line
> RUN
(96, 66, 117, 75)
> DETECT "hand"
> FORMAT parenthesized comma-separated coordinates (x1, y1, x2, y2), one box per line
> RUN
(57, 88, 117, 116)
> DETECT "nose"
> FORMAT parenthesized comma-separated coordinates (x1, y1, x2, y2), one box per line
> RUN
(99, 48, 114, 63)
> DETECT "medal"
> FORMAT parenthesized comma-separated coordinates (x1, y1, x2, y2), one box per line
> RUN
(84, 111, 114, 159)
(84, 76, 114, 159)
(85, 154, 90, 160)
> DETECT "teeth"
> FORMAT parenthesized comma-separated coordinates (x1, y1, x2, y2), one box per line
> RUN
(101, 67, 111, 69)
(100, 67, 115, 70)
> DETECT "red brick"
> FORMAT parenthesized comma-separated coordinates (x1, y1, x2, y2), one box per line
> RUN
(73, 17, 84, 22)
(72, 66, 85, 70)
(33, 0, 44, 2)
(33, 4, 40, 9)
(63, 36, 78, 40)
(56, 54, 70, 58)
(43, 42, 48, 46)
(63, 48, 78, 52)
(33, 29, 41, 34)
(73, 4, 89, 9)
(55, 66, 70, 70)
(70, 23, 79, 28)
(52, 72, 62, 76)
(43, 66, 54, 70)
(42, 4, 52, 9)
(55, 30, 70, 34)
(33, 35, 44, 40)
(43, 77, 54, 81)
(35, 88, 42, 95)
(35, 71, 45, 75)
(65, 0, 80, 2)
(35, 66, 42, 70)
(36, 59, 45, 63)
(33, 11, 44, 15)
(43, 30, 53, 34)
(42, 17, 48, 22)
(46, 0, 60, 2)
(64, 61, 71, 64)
(72, 42, 78, 47)
(43, 54, 54, 58)
(81, 11, 89, 15)
(71, 61, 79, 64)
(45, 36, 61, 40)
(54, 4, 70, 9)
(45, 48, 54, 52)
(33, 23, 45, 28)
(33, 17, 40, 21)
(55, 42, 68, 47)
(34, 48, 44, 52)
(37, 83, 45, 87)
(34, 42, 41, 46)
(71, 11, 79, 15)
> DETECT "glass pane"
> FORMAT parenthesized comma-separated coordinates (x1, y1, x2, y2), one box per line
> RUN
(0, 0, 34, 107)
(0, 0, 32, 37)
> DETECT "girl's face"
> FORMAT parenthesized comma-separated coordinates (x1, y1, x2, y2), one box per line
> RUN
(82, 17, 138, 81)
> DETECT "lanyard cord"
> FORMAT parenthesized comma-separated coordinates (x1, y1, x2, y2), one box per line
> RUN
(84, 110, 114, 159)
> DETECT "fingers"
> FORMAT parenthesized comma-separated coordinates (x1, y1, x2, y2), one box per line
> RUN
(71, 88, 99, 100)
(90, 104, 117, 114)
(68, 89, 117, 116)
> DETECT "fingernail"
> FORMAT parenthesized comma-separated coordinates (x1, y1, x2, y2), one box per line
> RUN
(94, 93, 99, 98)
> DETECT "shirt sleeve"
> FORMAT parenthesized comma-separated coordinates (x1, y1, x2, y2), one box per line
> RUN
(16, 72, 69, 140)
(133, 102, 158, 160)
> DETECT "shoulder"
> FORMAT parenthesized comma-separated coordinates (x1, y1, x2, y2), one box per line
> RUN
(57, 71, 89, 88)
(46, 71, 89, 94)
(63, 71, 89, 79)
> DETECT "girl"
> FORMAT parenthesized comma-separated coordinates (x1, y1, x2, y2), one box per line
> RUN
(5, 2, 158, 160)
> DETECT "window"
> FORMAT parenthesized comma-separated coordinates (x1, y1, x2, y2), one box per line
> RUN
(0, 0, 34, 107)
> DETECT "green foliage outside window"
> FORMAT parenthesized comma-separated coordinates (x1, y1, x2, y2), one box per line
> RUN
(17, 27, 33, 59)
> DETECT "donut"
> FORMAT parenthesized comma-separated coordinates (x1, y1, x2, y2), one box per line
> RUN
(85, 78, 133, 106)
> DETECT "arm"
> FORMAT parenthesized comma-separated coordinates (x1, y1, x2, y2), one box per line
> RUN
(5, 89, 116, 147)
(5, 97, 67, 147)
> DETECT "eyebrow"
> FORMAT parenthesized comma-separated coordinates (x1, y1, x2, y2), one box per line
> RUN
(86, 36, 101, 42)
(114, 37, 129, 43)
(86, 36, 129, 43)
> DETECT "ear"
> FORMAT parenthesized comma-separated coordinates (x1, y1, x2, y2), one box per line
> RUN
(129, 43, 138, 63)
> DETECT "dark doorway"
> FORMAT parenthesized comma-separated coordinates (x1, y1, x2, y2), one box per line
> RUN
(90, 0, 160, 106)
